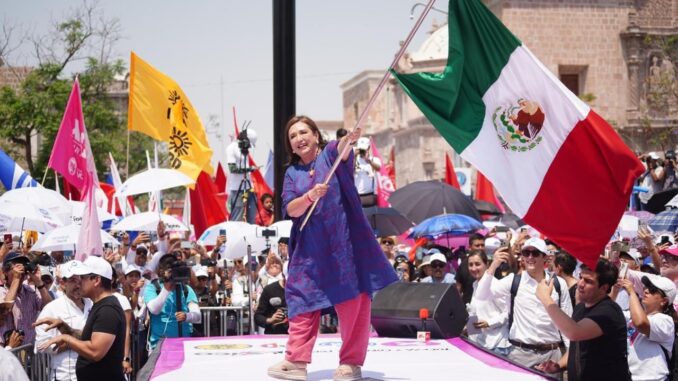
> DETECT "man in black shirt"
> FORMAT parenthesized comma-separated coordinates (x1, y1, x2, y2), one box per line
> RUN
(35, 256, 125, 381)
(535, 258, 630, 381)
(254, 278, 289, 334)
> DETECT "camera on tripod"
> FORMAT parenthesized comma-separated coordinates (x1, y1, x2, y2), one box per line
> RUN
(237, 130, 251, 155)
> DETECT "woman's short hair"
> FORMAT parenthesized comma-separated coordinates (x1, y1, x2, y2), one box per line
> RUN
(284, 115, 328, 165)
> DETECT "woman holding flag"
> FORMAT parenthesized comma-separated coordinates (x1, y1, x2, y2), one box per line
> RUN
(267, 116, 397, 381)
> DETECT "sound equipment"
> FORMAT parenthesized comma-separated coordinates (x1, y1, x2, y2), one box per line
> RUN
(371, 282, 468, 339)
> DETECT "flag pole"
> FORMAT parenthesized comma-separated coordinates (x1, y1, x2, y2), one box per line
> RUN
(125, 129, 130, 180)
(41, 168, 49, 185)
(300, 0, 436, 231)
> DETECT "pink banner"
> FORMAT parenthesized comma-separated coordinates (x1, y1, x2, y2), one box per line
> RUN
(48, 79, 99, 192)
(370, 139, 395, 207)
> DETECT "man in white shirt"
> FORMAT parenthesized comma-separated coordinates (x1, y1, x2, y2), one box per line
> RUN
(474, 238, 572, 373)
(34, 260, 92, 381)
(353, 137, 381, 207)
(226, 129, 259, 223)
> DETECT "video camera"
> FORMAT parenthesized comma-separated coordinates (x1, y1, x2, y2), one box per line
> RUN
(25, 253, 53, 274)
(169, 260, 192, 283)
(237, 121, 253, 156)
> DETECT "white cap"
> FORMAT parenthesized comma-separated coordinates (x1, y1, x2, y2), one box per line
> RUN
(621, 248, 642, 265)
(124, 264, 143, 276)
(642, 275, 677, 305)
(38, 265, 54, 279)
(484, 237, 501, 252)
(60, 260, 87, 279)
(418, 255, 432, 269)
(521, 237, 548, 254)
(649, 152, 660, 160)
(195, 266, 208, 278)
(356, 137, 370, 150)
(73, 256, 113, 280)
(429, 253, 447, 265)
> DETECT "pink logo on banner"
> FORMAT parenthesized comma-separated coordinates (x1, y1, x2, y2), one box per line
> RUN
(370, 139, 395, 207)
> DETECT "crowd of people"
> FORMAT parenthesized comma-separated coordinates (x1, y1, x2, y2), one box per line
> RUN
(4, 125, 678, 381)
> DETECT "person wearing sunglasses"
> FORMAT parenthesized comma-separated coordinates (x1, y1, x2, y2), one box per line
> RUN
(420, 251, 455, 284)
(474, 237, 572, 377)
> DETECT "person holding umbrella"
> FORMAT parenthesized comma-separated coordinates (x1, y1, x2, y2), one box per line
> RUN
(267, 116, 397, 381)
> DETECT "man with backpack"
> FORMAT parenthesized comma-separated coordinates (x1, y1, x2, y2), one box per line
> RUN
(474, 238, 572, 375)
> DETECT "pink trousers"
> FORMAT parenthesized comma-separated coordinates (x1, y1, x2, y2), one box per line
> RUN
(285, 293, 371, 366)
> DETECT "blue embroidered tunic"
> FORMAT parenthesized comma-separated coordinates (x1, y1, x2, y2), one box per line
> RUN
(281, 140, 398, 319)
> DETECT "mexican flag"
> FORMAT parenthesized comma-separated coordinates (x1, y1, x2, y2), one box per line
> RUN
(391, 0, 644, 267)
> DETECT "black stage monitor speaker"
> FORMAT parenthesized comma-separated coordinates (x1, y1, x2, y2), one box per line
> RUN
(371, 282, 468, 339)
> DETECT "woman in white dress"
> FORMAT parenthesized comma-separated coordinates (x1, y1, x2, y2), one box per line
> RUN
(466, 250, 511, 356)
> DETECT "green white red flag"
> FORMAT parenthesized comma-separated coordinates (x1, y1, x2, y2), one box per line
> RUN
(392, 0, 644, 267)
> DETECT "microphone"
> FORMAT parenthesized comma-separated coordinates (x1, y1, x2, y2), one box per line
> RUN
(417, 308, 430, 343)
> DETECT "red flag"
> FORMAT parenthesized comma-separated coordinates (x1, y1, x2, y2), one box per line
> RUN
(475, 171, 506, 214)
(215, 162, 227, 193)
(445, 154, 461, 190)
(99, 183, 136, 217)
(62, 177, 82, 201)
(190, 171, 228, 239)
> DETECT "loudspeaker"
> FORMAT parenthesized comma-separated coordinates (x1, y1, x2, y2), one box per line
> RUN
(371, 282, 468, 339)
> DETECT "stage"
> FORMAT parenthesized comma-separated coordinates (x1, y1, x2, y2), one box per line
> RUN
(138, 335, 553, 380)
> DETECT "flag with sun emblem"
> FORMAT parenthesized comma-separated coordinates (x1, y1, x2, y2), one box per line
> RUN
(128, 52, 214, 180)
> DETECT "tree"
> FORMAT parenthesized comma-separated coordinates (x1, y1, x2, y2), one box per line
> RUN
(0, 1, 153, 187)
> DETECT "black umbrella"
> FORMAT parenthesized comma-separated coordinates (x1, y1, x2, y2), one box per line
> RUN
(389, 180, 481, 225)
(363, 206, 414, 237)
(474, 200, 502, 215)
(645, 188, 678, 214)
(489, 213, 526, 230)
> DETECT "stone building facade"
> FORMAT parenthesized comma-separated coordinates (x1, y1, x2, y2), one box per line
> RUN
(341, 0, 678, 187)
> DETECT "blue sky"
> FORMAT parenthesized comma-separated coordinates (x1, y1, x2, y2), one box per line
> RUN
(2, 0, 443, 164)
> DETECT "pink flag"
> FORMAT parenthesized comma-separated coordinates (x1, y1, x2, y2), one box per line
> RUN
(49, 80, 102, 259)
(370, 139, 395, 207)
(48, 79, 100, 192)
(76, 183, 103, 260)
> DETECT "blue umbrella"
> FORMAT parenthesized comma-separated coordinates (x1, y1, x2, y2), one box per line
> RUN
(648, 209, 678, 232)
(409, 214, 483, 239)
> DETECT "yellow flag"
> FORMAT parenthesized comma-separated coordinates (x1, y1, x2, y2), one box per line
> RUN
(128, 52, 213, 180)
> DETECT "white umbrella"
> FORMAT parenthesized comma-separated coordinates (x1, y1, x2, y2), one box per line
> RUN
(0, 187, 72, 225)
(111, 212, 188, 232)
(269, 220, 292, 239)
(218, 222, 267, 260)
(117, 168, 195, 197)
(32, 224, 119, 252)
(68, 200, 117, 224)
(0, 200, 63, 233)
(198, 221, 248, 246)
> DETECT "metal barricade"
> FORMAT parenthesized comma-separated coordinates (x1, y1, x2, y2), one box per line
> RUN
(199, 306, 244, 337)
(9, 344, 51, 381)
